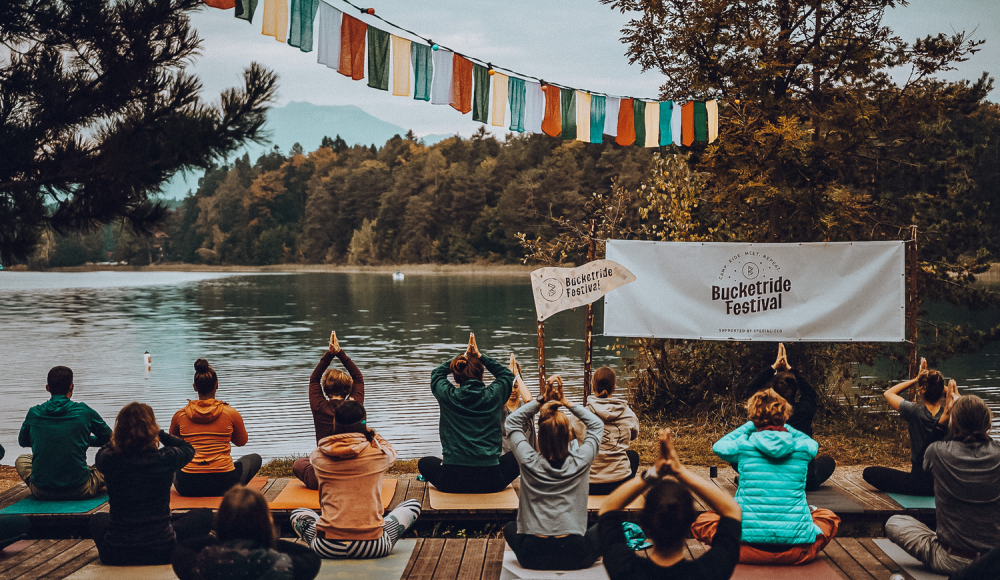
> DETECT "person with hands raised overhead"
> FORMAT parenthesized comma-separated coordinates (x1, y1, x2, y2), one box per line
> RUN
(693, 388, 840, 565)
(743, 343, 834, 490)
(597, 429, 742, 580)
(294, 331, 366, 490)
(863, 357, 945, 496)
(884, 385, 1000, 576)
(418, 333, 519, 493)
(501, 354, 535, 453)
(503, 374, 605, 570)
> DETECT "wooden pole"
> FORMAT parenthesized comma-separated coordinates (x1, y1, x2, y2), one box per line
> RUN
(583, 220, 596, 406)
(537, 320, 546, 392)
(907, 225, 919, 383)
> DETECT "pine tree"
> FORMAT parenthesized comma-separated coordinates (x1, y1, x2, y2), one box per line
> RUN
(0, 0, 277, 264)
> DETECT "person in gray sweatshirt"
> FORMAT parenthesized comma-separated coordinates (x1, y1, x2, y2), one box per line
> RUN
(586, 367, 640, 496)
(503, 375, 604, 570)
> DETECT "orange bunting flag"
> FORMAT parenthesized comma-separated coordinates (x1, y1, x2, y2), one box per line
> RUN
(451, 54, 474, 114)
(682, 101, 695, 146)
(205, 0, 235, 8)
(339, 14, 367, 81)
(541, 84, 562, 137)
(615, 99, 635, 146)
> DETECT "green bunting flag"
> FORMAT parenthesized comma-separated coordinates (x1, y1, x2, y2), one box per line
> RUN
(659, 101, 672, 146)
(590, 95, 605, 144)
(561, 88, 576, 140)
(367, 27, 390, 91)
(289, 0, 318, 52)
(411, 42, 432, 101)
(472, 64, 491, 123)
(508, 77, 526, 133)
(633, 100, 646, 147)
(235, 0, 258, 23)
(694, 101, 708, 142)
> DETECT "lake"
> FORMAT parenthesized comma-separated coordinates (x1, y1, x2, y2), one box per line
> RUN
(1, 271, 997, 461)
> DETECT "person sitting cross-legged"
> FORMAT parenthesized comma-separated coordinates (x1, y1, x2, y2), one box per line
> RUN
(289, 401, 421, 559)
(586, 366, 640, 496)
(502, 375, 604, 570)
(417, 333, 520, 494)
(16, 365, 112, 500)
(293, 331, 365, 490)
(885, 384, 1000, 576)
(597, 428, 743, 580)
(692, 388, 841, 564)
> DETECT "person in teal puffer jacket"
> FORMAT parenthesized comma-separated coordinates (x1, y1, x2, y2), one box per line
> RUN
(691, 388, 841, 565)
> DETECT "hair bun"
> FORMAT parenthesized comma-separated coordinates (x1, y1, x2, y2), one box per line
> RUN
(194, 358, 212, 373)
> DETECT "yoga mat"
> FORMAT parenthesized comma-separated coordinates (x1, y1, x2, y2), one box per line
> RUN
(500, 549, 609, 580)
(168, 476, 267, 510)
(315, 539, 417, 580)
(874, 539, 949, 580)
(887, 493, 937, 509)
(268, 479, 397, 510)
(64, 563, 177, 580)
(0, 494, 107, 514)
(731, 559, 844, 580)
(805, 485, 867, 513)
(586, 495, 644, 511)
(428, 485, 519, 510)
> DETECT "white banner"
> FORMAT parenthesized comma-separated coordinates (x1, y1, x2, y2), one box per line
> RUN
(531, 260, 636, 322)
(604, 240, 905, 341)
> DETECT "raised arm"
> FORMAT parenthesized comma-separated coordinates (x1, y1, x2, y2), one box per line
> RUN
(567, 401, 603, 463)
(158, 429, 196, 469)
(336, 350, 365, 404)
(885, 358, 927, 411)
(510, 355, 533, 403)
(309, 351, 336, 411)
(430, 360, 454, 400)
(481, 354, 514, 402)
(505, 400, 541, 464)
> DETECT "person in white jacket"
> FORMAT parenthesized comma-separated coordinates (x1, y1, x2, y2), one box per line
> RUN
(586, 367, 640, 495)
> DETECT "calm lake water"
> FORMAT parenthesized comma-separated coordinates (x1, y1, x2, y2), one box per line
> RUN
(0, 271, 618, 460)
(1, 271, 997, 461)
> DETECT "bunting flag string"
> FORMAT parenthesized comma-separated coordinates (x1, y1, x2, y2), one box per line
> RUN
(206, 0, 723, 146)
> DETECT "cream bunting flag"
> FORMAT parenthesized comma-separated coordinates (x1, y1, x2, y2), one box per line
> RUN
(531, 259, 637, 322)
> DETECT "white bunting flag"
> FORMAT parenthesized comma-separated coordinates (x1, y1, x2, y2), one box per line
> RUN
(531, 259, 637, 322)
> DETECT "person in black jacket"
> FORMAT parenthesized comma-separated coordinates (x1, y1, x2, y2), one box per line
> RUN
(173, 485, 321, 580)
(742, 343, 835, 491)
(90, 402, 214, 566)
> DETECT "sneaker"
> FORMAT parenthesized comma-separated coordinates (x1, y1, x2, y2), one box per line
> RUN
(289, 508, 315, 540)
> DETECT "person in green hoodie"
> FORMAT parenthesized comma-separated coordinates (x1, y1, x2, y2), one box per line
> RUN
(417, 334, 520, 494)
(16, 366, 112, 500)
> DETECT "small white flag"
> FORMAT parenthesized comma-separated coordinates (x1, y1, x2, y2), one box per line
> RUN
(530, 259, 637, 322)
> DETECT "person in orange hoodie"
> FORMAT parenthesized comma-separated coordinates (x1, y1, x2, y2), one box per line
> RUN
(289, 401, 421, 559)
(169, 358, 261, 497)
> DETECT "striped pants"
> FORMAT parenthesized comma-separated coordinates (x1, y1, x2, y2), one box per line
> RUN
(290, 499, 421, 559)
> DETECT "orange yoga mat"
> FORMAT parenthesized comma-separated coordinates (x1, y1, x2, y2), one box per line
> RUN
(427, 484, 520, 510)
(169, 476, 267, 510)
(268, 479, 397, 510)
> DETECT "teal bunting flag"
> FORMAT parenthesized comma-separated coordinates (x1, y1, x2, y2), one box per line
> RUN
(508, 77, 526, 132)
(289, 0, 319, 52)
(235, 0, 258, 23)
(694, 101, 708, 142)
(411, 43, 432, 101)
(659, 101, 673, 146)
(590, 95, 605, 144)
(633, 100, 646, 147)
(367, 27, 390, 90)
(472, 64, 490, 123)
(560, 88, 576, 140)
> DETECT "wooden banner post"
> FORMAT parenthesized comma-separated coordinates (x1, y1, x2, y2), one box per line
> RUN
(537, 320, 546, 392)
(907, 225, 920, 384)
(583, 220, 596, 406)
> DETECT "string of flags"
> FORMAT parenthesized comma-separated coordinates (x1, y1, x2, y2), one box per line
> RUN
(205, 0, 722, 146)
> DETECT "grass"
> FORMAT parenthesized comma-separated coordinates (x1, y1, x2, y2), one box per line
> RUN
(260, 411, 911, 477)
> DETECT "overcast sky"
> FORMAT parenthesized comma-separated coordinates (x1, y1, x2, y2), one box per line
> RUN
(185, 0, 998, 138)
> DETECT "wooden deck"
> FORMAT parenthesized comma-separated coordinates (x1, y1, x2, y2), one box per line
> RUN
(0, 536, 926, 580)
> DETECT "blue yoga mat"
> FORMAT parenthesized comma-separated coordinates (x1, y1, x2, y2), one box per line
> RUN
(0, 495, 108, 514)
(887, 492, 936, 509)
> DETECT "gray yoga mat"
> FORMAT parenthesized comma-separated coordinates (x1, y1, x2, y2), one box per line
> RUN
(805, 485, 867, 513)
(873, 538, 949, 580)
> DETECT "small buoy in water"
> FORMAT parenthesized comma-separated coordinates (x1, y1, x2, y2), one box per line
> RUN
(392, 271, 404, 281)
(144, 351, 152, 367)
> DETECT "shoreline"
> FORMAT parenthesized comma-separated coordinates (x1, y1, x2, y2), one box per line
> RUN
(9, 262, 536, 275)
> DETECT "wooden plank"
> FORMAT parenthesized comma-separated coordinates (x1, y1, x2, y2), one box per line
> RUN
(686, 538, 707, 558)
(823, 539, 876, 580)
(480, 539, 505, 580)
(0, 540, 57, 574)
(405, 480, 429, 515)
(816, 552, 853, 580)
(400, 538, 425, 580)
(838, 538, 894, 580)
(259, 477, 276, 496)
(831, 473, 900, 511)
(456, 538, 488, 580)
(408, 537, 445, 580)
(38, 545, 99, 580)
(858, 538, 916, 580)
(0, 483, 29, 507)
(263, 478, 288, 502)
(10, 539, 94, 580)
(387, 479, 411, 512)
(0, 539, 79, 579)
(431, 539, 466, 580)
